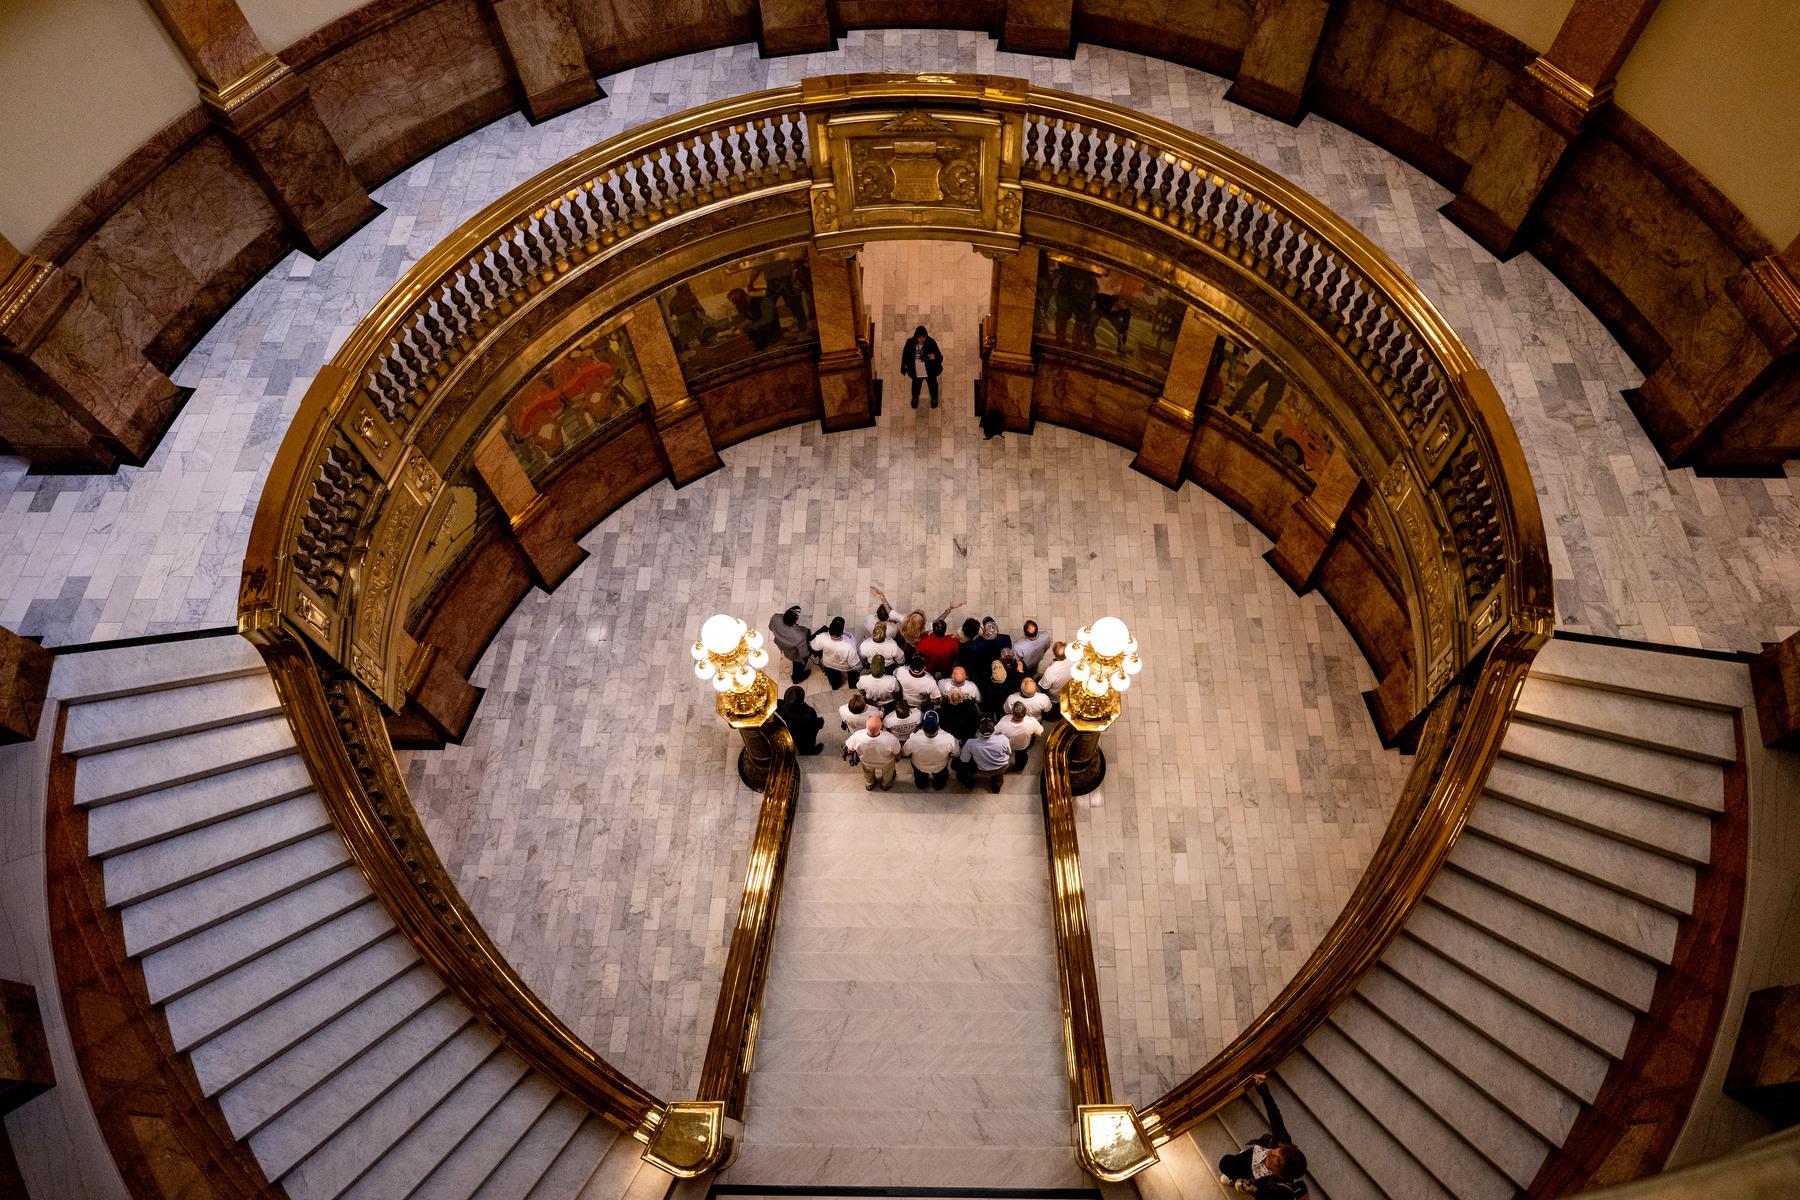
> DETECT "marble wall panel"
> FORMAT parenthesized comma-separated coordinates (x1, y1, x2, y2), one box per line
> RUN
(1074, 0, 1252, 78)
(1312, 0, 1529, 186)
(836, 0, 998, 30)
(1031, 359, 1154, 450)
(696, 357, 823, 450)
(568, 0, 758, 74)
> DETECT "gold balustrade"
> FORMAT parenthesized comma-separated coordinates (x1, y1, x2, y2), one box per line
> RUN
(239, 72, 1552, 1175)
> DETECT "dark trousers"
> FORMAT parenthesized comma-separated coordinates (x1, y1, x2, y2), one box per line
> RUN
(913, 765, 949, 790)
(823, 667, 860, 690)
(910, 373, 940, 404)
(788, 656, 811, 683)
(1011, 748, 1029, 772)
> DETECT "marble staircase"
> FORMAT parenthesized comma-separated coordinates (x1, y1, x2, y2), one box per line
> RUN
(55, 633, 674, 1200)
(720, 757, 1080, 1188)
(1138, 637, 1750, 1200)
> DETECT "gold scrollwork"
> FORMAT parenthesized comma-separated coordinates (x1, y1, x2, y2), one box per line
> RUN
(811, 187, 839, 231)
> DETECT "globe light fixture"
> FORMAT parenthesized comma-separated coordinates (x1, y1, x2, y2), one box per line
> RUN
(691, 613, 780, 788)
(1061, 616, 1142, 794)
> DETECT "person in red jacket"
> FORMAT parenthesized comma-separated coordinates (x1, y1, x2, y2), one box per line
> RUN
(914, 619, 962, 678)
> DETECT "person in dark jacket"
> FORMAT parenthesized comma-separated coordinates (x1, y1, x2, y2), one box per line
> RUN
(900, 325, 944, 408)
(777, 686, 827, 755)
(1218, 1074, 1308, 1197)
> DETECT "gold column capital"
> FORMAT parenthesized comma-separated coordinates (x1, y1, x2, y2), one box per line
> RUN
(641, 1100, 740, 1177)
(1076, 1104, 1160, 1181)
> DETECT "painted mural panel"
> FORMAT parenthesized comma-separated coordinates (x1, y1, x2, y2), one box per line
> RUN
(407, 470, 489, 623)
(657, 246, 818, 387)
(1032, 250, 1184, 385)
(1205, 337, 1340, 478)
(503, 323, 648, 482)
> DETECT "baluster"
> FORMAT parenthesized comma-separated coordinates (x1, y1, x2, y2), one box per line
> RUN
(788, 111, 808, 172)
(669, 139, 693, 206)
(720, 124, 743, 189)
(1107, 133, 1126, 199)
(572, 181, 601, 253)
(1169, 162, 1193, 231)
(648, 148, 672, 215)
(1071, 122, 1091, 184)
(749, 116, 770, 176)
(1121, 141, 1144, 208)
(1023, 116, 1040, 177)
(595, 171, 622, 240)
(1196, 175, 1222, 242)
(700, 132, 721, 198)
(617, 162, 646, 227)
(772, 112, 795, 176)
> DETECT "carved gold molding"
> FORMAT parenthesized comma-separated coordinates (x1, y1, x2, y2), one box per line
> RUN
(1750, 255, 1800, 334)
(1525, 56, 1615, 128)
(198, 55, 292, 116)
(0, 257, 55, 337)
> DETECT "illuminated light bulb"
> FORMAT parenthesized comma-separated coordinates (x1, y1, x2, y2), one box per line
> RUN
(1090, 617, 1129, 659)
(701, 613, 744, 656)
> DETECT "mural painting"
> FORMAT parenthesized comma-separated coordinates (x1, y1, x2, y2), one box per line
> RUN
(657, 247, 818, 386)
(1205, 337, 1339, 478)
(407, 471, 488, 622)
(1032, 251, 1184, 384)
(503, 323, 648, 481)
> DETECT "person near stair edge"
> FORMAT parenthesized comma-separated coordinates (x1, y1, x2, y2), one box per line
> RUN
(1217, 1073, 1309, 1197)
(900, 323, 943, 408)
(776, 686, 827, 756)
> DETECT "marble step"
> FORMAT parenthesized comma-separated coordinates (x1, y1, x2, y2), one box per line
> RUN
(1431, 865, 1659, 1011)
(743, 1103, 1070, 1148)
(792, 808, 1047, 838)
(746, 1072, 1064, 1112)
(164, 900, 393, 1051)
(141, 865, 372, 1003)
(278, 1024, 498, 1200)
(413, 1071, 561, 1200)
(776, 876, 1051, 908)
(1170, 1121, 1239, 1200)
(49, 634, 267, 704)
(74, 713, 296, 806)
(752, 1037, 1064, 1076)
(1499, 723, 1724, 812)
(103, 791, 332, 907)
(720, 1142, 1083, 1190)
(1215, 1095, 1333, 1200)
(1482, 758, 1713, 864)
(63, 672, 285, 756)
(122, 831, 351, 955)
(1514, 675, 1736, 762)
(224, 963, 450, 1139)
(772, 951, 1055, 984)
(773, 924, 1051, 957)
(1407, 904, 1635, 1058)
(1448, 833, 1679, 963)
(761, 976, 1062, 1014)
(1278, 1049, 1452, 1200)
(338, 1049, 528, 1200)
(781, 853, 1050, 883)
(1382, 936, 1609, 1102)
(1265, 1070, 1387, 1200)
(87, 752, 316, 857)
(470, 1094, 590, 1200)
(1328, 995, 1546, 1187)
(189, 933, 418, 1095)
(1529, 638, 1752, 711)
(1357, 964, 1579, 1146)
(1466, 795, 1697, 915)
(1304, 1023, 1513, 1200)
(756, 1006, 1059, 1046)
(566, 1118, 650, 1200)
(776, 897, 1049, 929)
(798, 786, 1043, 815)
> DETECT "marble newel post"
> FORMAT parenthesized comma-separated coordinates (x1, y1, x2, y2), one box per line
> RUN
(144, 0, 377, 256)
(1443, 0, 1660, 258)
(627, 301, 723, 486)
(1130, 306, 1217, 487)
(811, 248, 876, 432)
(981, 246, 1039, 433)
(0, 234, 187, 471)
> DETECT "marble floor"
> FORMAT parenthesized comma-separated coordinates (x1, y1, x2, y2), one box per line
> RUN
(2, 32, 1796, 653)
(402, 238, 1409, 1103)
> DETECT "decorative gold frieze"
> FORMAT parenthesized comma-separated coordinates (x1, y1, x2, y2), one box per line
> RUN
(198, 55, 292, 116)
(0, 258, 54, 336)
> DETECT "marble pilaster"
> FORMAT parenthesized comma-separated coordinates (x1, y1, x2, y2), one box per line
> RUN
(472, 427, 589, 591)
(999, 0, 1075, 58)
(1130, 308, 1215, 486)
(811, 249, 875, 432)
(487, 0, 601, 123)
(627, 301, 723, 486)
(759, 0, 835, 57)
(980, 245, 1039, 433)
(1225, 0, 1332, 123)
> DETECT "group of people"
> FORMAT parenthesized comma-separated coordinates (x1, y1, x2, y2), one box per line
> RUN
(766, 588, 1077, 793)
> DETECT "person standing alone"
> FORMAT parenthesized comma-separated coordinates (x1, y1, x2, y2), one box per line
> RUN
(901, 325, 943, 409)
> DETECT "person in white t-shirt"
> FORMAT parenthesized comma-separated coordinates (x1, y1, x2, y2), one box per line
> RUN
(1038, 641, 1072, 702)
(940, 665, 982, 705)
(844, 714, 903, 790)
(860, 622, 899, 668)
(884, 697, 923, 742)
(897, 655, 942, 707)
(810, 616, 863, 689)
(857, 656, 900, 709)
(903, 710, 958, 790)
(1004, 676, 1053, 721)
(998, 702, 1044, 771)
(838, 692, 869, 732)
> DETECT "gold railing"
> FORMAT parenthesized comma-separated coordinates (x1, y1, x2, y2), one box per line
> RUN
(644, 725, 801, 1177)
(239, 72, 1552, 1175)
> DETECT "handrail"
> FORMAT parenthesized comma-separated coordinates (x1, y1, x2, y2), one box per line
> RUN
(1041, 721, 1114, 1110)
(258, 635, 666, 1137)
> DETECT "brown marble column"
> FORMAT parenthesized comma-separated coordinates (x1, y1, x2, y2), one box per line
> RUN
(1130, 308, 1217, 486)
(1751, 625, 1800, 750)
(812, 249, 876, 432)
(626, 301, 723, 485)
(1264, 450, 1364, 591)
(1443, 0, 1660, 259)
(486, 0, 599, 122)
(0, 980, 54, 1115)
(760, 0, 834, 56)
(1633, 236, 1800, 470)
(1226, 0, 1332, 124)
(0, 236, 186, 472)
(1726, 985, 1800, 1121)
(144, 0, 377, 257)
(472, 426, 589, 590)
(0, 624, 52, 746)
(981, 247, 1039, 433)
(1000, 0, 1076, 57)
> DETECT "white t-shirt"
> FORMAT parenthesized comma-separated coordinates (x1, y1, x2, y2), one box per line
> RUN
(998, 714, 1043, 750)
(1038, 658, 1073, 697)
(884, 708, 923, 740)
(811, 631, 862, 671)
(904, 729, 959, 772)
(859, 637, 900, 668)
(844, 729, 903, 767)
(1004, 690, 1054, 719)
(866, 612, 903, 641)
(838, 702, 870, 729)
(941, 678, 982, 703)
(857, 673, 900, 707)
(897, 669, 942, 705)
